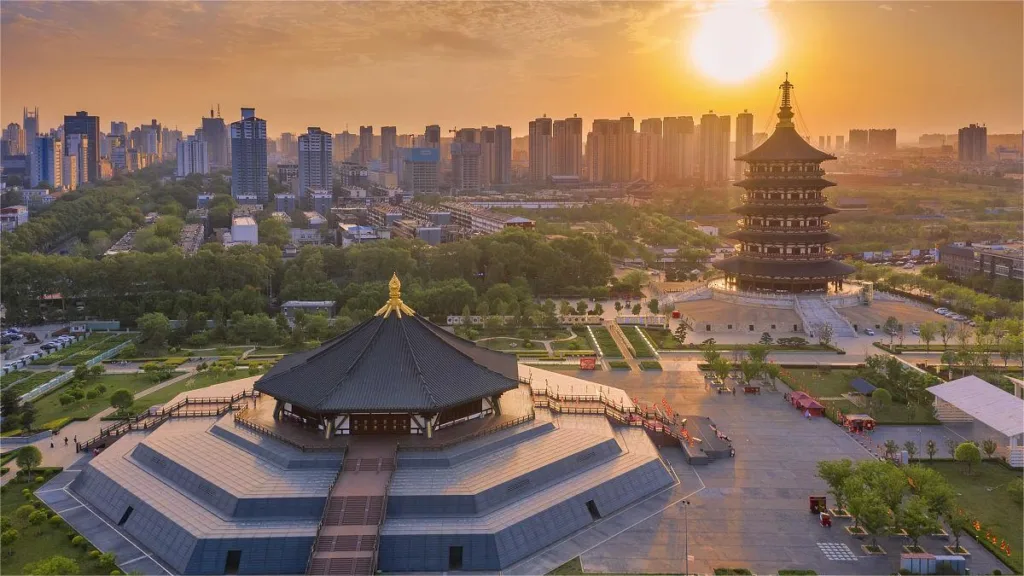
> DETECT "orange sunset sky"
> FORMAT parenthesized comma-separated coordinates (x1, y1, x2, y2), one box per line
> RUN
(2, 1, 1022, 140)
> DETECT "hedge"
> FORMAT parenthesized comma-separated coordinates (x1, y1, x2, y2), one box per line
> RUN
(639, 360, 663, 371)
(607, 360, 631, 370)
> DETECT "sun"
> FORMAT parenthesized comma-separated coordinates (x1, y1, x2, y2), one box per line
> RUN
(689, 1, 779, 84)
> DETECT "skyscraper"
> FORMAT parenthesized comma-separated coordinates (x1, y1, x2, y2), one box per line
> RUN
(176, 136, 209, 177)
(298, 127, 333, 197)
(867, 129, 897, 155)
(638, 118, 662, 182)
(110, 121, 128, 136)
(280, 133, 297, 159)
(848, 129, 869, 153)
(551, 115, 583, 177)
(424, 125, 441, 149)
(381, 126, 397, 172)
(63, 133, 90, 188)
(230, 107, 268, 203)
(718, 115, 731, 180)
(64, 111, 100, 182)
(23, 107, 39, 162)
(140, 119, 163, 158)
(451, 128, 482, 192)
(108, 135, 127, 172)
(528, 116, 553, 182)
(661, 116, 695, 181)
(618, 116, 635, 181)
(493, 125, 512, 185)
(958, 124, 988, 162)
(29, 135, 62, 189)
(699, 112, 728, 184)
(358, 126, 373, 164)
(201, 111, 229, 168)
(3, 123, 24, 155)
(333, 131, 357, 163)
(586, 119, 619, 183)
(835, 135, 845, 152)
(826, 135, 832, 151)
(735, 111, 754, 179)
(479, 127, 495, 187)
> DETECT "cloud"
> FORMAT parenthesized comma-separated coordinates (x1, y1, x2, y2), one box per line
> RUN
(879, 4, 893, 10)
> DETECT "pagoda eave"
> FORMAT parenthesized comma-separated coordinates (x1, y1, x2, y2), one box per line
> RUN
(713, 257, 856, 279)
(731, 204, 840, 217)
(727, 230, 841, 244)
(733, 177, 836, 190)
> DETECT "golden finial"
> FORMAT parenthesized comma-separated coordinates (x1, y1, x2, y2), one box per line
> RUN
(375, 272, 416, 318)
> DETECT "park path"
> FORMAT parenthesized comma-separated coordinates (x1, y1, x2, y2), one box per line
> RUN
(0, 368, 196, 486)
(603, 321, 640, 372)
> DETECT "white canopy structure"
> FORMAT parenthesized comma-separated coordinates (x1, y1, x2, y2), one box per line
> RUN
(929, 376, 1024, 438)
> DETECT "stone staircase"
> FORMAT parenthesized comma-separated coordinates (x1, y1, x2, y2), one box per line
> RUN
(797, 297, 857, 338)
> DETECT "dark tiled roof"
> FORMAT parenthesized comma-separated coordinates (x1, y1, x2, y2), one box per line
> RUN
(850, 378, 877, 396)
(733, 177, 836, 190)
(737, 127, 836, 163)
(713, 257, 856, 279)
(727, 230, 841, 244)
(255, 315, 520, 413)
(732, 204, 839, 216)
(938, 245, 976, 259)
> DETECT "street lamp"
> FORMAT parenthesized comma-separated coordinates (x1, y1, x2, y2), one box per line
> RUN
(682, 499, 691, 576)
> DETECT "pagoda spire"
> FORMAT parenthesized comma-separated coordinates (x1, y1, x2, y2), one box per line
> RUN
(375, 273, 416, 318)
(777, 72, 795, 129)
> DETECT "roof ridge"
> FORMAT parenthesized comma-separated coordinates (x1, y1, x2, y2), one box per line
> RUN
(398, 316, 441, 409)
(312, 317, 389, 410)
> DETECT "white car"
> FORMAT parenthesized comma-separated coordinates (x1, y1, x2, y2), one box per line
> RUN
(911, 327, 920, 335)
(934, 308, 948, 314)
(864, 329, 876, 336)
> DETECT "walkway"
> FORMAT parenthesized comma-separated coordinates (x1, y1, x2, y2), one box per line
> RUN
(0, 369, 197, 485)
(604, 321, 640, 372)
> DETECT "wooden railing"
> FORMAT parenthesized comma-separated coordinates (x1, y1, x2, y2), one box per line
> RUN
(305, 454, 347, 575)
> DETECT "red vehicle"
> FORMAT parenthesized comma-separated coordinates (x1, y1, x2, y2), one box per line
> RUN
(672, 310, 681, 319)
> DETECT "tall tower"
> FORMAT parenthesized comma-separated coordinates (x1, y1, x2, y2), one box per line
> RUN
(381, 126, 398, 171)
(63, 111, 100, 182)
(699, 112, 721, 184)
(713, 75, 854, 293)
(23, 107, 39, 161)
(493, 125, 512, 185)
(230, 107, 269, 203)
(528, 116, 552, 182)
(358, 126, 373, 164)
(298, 127, 333, 197)
(735, 110, 754, 180)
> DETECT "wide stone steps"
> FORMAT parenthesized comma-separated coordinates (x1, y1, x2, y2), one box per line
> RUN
(324, 496, 385, 526)
(308, 556, 373, 575)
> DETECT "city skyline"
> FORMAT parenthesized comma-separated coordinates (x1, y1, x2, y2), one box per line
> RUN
(2, 1, 1022, 139)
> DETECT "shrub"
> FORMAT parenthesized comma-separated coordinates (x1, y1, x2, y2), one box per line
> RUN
(1008, 477, 1023, 505)
(34, 475, 44, 483)
(97, 552, 117, 570)
(15, 504, 36, 520)
(89, 550, 101, 559)
(48, 515, 63, 527)
(85, 389, 99, 400)
(71, 535, 86, 547)
(95, 384, 107, 394)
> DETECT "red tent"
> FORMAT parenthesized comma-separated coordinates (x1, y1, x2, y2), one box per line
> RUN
(789, 391, 810, 407)
(796, 396, 824, 417)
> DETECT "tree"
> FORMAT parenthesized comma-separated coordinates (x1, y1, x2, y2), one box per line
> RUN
(614, 301, 623, 314)
(592, 303, 604, 316)
(939, 322, 952, 347)
(648, 299, 659, 314)
(631, 303, 641, 315)
(18, 401, 36, 432)
(759, 332, 773, 345)
(851, 491, 890, 547)
(883, 316, 899, 346)
(701, 341, 721, 365)
(1, 387, 20, 421)
(903, 440, 918, 460)
(27, 509, 47, 533)
(981, 438, 998, 458)
(738, 359, 761, 386)
(925, 439, 937, 460)
(816, 459, 854, 512)
(897, 323, 907, 347)
(109, 388, 134, 414)
(900, 495, 938, 548)
(944, 437, 957, 458)
(946, 507, 971, 552)
(954, 442, 981, 474)
(25, 555, 80, 575)
(257, 218, 291, 248)
(818, 322, 834, 348)
(559, 301, 573, 316)
(15, 445, 41, 474)
(709, 356, 732, 384)
(940, 350, 956, 379)
(746, 344, 769, 365)
(575, 301, 588, 315)
(999, 335, 1021, 367)
(137, 312, 171, 348)
(883, 439, 899, 459)
(674, 323, 688, 345)
(871, 388, 891, 415)
(763, 363, 781, 388)
(919, 322, 936, 351)
(1, 529, 18, 556)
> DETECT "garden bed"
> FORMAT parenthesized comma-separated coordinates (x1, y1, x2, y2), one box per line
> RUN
(588, 327, 623, 358)
(639, 360, 663, 371)
(32, 372, 184, 425)
(0, 371, 65, 397)
(607, 360, 631, 370)
(622, 326, 656, 359)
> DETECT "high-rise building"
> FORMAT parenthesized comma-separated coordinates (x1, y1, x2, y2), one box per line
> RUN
(424, 125, 441, 149)
(551, 115, 583, 177)
(818, 136, 826, 150)
(62, 153, 78, 191)
(110, 121, 128, 136)
(176, 136, 209, 177)
(661, 116, 695, 181)
(586, 119, 617, 182)
(636, 118, 662, 182)
(847, 129, 869, 153)
(280, 133, 298, 159)
(277, 164, 299, 194)
(618, 116, 635, 181)
(699, 112, 729, 184)
(958, 124, 988, 163)
(401, 147, 440, 194)
(867, 129, 897, 155)
(108, 135, 127, 172)
(140, 119, 162, 158)
(162, 128, 182, 161)
(493, 125, 512, 185)
(479, 127, 495, 187)
(381, 126, 398, 172)
(718, 115, 731, 180)
(735, 111, 754, 179)
(23, 107, 39, 162)
(63, 133, 90, 188)
(358, 126, 373, 164)
(298, 127, 333, 197)
(826, 135, 832, 151)
(29, 135, 62, 189)
(451, 128, 482, 192)
(333, 132, 358, 164)
(201, 111, 229, 168)
(835, 134, 845, 152)
(3, 123, 24, 155)
(528, 116, 553, 182)
(230, 107, 269, 203)
(64, 111, 100, 182)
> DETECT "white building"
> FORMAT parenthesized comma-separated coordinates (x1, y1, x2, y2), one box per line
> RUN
(62, 154, 79, 191)
(0, 206, 29, 232)
(229, 216, 258, 245)
(176, 136, 209, 177)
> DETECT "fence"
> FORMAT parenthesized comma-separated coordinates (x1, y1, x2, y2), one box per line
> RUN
(20, 337, 138, 403)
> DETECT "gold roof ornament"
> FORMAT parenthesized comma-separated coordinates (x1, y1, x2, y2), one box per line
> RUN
(375, 273, 416, 318)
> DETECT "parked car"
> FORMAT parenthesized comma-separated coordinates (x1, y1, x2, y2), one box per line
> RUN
(864, 329, 876, 336)
(934, 307, 948, 314)
(911, 327, 920, 335)
(40, 343, 57, 351)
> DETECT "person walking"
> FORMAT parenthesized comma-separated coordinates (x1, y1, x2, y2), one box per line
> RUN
(50, 440, 54, 449)
(64, 437, 68, 447)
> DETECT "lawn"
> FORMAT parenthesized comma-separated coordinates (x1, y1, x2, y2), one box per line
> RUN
(925, 461, 1022, 573)
(623, 326, 656, 358)
(607, 360, 631, 370)
(1, 371, 32, 388)
(588, 327, 623, 358)
(780, 368, 938, 424)
(477, 337, 546, 352)
(550, 329, 594, 352)
(32, 373, 181, 425)
(131, 370, 252, 412)
(0, 474, 108, 575)
(0, 371, 64, 397)
(30, 334, 108, 366)
(642, 327, 684, 350)
(640, 360, 663, 371)
(547, 557, 583, 575)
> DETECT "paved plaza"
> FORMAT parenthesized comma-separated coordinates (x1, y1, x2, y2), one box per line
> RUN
(541, 365, 1014, 576)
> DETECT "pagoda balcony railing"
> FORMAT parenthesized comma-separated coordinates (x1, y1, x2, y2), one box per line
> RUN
(739, 250, 835, 262)
(738, 220, 831, 232)
(740, 194, 829, 205)
(744, 169, 826, 179)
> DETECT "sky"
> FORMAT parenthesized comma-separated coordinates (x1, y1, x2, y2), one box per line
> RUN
(2, 1, 1022, 141)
